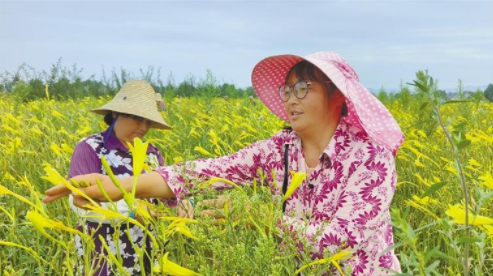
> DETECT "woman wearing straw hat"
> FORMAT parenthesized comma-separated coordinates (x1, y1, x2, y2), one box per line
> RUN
(46, 52, 404, 275)
(68, 79, 171, 275)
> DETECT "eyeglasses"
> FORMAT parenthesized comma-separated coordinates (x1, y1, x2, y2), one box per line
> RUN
(279, 80, 334, 102)
(279, 81, 312, 102)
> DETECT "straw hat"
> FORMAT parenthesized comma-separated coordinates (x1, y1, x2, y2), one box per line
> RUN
(91, 80, 171, 129)
(251, 51, 404, 154)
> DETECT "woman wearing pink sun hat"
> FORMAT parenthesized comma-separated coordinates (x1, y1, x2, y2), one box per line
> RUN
(45, 51, 404, 275)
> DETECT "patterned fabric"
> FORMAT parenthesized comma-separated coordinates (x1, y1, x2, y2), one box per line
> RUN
(251, 51, 405, 154)
(69, 129, 164, 276)
(156, 118, 402, 275)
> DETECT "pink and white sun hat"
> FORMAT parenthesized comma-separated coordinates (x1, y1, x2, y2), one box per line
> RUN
(251, 51, 404, 154)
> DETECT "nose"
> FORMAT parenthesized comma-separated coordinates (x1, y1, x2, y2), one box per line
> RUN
(286, 91, 300, 105)
(139, 120, 151, 133)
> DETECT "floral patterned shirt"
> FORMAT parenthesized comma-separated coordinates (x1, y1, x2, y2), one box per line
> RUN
(68, 129, 164, 275)
(156, 117, 402, 275)
(68, 129, 163, 223)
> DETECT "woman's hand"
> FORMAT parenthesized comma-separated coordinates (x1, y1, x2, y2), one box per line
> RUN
(178, 199, 195, 219)
(43, 173, 128, 207)
(197, 195, 232, 219)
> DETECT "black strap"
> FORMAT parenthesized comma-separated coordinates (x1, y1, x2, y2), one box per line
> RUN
(282, 143, 289, 213)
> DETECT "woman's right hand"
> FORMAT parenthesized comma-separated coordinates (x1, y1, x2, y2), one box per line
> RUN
(43, 173, 127, 208)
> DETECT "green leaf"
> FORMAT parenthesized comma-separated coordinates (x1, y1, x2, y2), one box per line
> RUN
(419, 102, 428, 110)
(457, 139, 471, 150)
(424, 247, 459, 263)
(441, 100, 472, 106)
(414, 81, 429, 93)
(421, 182, 448, 198)
(459, 237, 481, 244)
(425, 260, 440, 273)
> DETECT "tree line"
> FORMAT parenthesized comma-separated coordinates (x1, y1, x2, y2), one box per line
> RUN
(1, 59, 491, 103)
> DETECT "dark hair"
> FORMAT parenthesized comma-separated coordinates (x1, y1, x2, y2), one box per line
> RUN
(104, 112, 114, 126)
(103, 112, 148, 126)
(284, 60, 347, 119)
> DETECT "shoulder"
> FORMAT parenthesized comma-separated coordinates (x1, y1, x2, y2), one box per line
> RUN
(261, 129, 293, 149)
(338, 120, 393, 162)
(76, 132, 104, 152)
(147, 142, 162, 155)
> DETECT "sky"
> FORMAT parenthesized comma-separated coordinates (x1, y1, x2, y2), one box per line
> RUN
(1, 0, 492, 91)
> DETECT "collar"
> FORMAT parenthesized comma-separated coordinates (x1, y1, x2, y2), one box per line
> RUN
(285, 118, 349, 167)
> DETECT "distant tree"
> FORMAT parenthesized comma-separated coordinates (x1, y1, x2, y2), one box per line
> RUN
(471, 89, 485, 103)
(377, 87, 389, 103)
(484, 84, 493, 102)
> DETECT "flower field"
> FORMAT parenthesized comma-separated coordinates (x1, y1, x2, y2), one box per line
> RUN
(0, 83, 492, 275)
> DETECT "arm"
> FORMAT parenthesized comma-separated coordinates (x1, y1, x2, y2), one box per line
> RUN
(45, 137, 274, 206)
(154, 137, 274, 201)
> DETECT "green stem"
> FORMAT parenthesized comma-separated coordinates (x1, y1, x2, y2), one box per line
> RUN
(432, 102, 470, 276)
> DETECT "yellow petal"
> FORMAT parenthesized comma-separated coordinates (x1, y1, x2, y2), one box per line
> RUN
(283, 171, 307, 202)
(445, 204, 493, 226)
(478, 172, 493, 190)
(162, 252, 202, 276)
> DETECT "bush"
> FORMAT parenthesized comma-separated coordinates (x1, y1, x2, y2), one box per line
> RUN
(484, 84, 493, 102)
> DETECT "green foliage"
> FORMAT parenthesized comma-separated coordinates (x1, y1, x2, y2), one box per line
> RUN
(0, 60, 255, 101)
(484, 83, 493, 102)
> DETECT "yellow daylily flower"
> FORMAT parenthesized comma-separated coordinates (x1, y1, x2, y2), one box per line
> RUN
(51, 110, 65, 119)
(412, 195, 438, 205)
(127, 137, 149, 179)
(166, 220, 196, 239)
(158, 252, 202, 276)
(3, 172, 15, 181)
(29, 127, 43, 136)
(0, 183, 43, 214)
(0, 240, 44, 263)
(194, 146, 212, 156)
(445, 204, 493, 226)
(282, 171, 307, 203)
(25, 211, 67, 248)
(50, 143, 63, 158)
(295, 249, 353, 275)
(468, 158, 481, 167)
(478, 172, 493, 190)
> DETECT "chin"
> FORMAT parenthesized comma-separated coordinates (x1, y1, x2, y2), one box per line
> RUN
(290, 123, 304, 132)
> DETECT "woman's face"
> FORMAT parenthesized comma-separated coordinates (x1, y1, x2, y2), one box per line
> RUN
(113, 113, 152, 146)
(283, 71, 343, 133)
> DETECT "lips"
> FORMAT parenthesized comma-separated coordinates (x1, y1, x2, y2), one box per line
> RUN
(289, 110, 303, 119)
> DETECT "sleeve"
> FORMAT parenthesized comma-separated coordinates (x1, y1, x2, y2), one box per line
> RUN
(68, 142, 101, 178)
(281, 146, 397, 259)
(156, 148, 165, 166)
(154, 136, 280, 201)
(67, 141, 104, 220)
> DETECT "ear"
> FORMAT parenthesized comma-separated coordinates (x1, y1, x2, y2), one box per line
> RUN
(111, 112, 117, 119)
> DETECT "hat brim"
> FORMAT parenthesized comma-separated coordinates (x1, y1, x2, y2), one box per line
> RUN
(91, 104, 172, 130)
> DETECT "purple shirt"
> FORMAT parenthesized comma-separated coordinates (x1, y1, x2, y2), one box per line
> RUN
(68, 129, 164, 276)
(69, 129, 164, 178)
(156, 118, 401, 275)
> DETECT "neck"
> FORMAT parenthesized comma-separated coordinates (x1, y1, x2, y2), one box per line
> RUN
(111, 131, 130, 150)
(299, 115, 341, 156)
